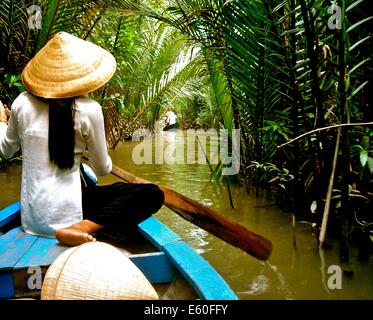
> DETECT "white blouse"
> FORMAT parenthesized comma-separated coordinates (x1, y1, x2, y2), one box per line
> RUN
(166, 112, 177, 125)
(0, 92, 112, 237)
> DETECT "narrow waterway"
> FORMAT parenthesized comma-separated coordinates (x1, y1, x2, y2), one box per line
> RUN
(1, 130, 372, 299)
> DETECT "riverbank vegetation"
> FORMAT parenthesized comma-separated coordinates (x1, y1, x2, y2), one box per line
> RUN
(0, 0, 372, 262)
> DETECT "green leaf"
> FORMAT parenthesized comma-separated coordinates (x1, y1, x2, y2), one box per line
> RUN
(360, 149, 368, 167)
(349, 36, 371, 52)
(368, 157, 373, 174)
(348, 58, 371, 76)
(347, 16, 373, 33)
(349, 81, 369, 99)
(346, 0, 364, 12)
(273, 0, 289, 13)
(361, 136, 370, 149)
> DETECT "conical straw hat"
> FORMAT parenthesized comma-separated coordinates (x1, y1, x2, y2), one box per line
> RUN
(41, 242, 159, 300)
(22, 32, 117, 99)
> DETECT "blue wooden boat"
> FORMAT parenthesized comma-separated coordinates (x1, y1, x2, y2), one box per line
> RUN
(0, 201, 238, 300)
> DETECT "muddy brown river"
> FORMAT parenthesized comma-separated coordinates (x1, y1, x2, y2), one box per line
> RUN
(1, 130, 372, 299)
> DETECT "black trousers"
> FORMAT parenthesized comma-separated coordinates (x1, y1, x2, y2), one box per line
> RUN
(80, 168, 164, 238)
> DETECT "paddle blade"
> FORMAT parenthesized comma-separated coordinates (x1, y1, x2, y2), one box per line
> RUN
(162, 187, 273, 260)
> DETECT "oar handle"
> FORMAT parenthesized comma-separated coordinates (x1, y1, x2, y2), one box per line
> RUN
(110, 165, 272, 260)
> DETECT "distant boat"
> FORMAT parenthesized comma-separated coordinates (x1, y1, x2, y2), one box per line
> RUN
(163, 123, 178, 131)
(162, 111, 178, 131)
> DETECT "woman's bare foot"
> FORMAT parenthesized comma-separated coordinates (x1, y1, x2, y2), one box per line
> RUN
(56, 219, 103, 246)
(56, 227, 96, 246)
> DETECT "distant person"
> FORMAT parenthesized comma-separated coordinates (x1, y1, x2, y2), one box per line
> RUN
(162, 111, 178, 131)
(0, 32, 164, 246)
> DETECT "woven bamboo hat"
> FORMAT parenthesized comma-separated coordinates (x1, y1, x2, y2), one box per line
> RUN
(22, 32, 116, 99)
(41, 242, 159, 300)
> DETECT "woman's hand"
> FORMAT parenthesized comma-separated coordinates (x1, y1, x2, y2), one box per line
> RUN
(0, 101, 9, 125)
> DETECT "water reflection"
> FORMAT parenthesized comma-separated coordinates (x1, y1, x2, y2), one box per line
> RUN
(0, 162, 22, 208)
(266, 262, 295, 300)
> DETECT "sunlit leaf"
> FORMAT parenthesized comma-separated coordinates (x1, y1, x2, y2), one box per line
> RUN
(347, 16, 373, 33)
(360, 150, 368, 167)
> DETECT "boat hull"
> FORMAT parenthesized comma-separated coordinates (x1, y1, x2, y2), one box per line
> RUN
(0, 202, 237, 300)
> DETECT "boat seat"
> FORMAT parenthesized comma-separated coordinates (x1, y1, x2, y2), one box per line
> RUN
(0, 204, 176, 299)
(0, 202, 72, 299)
(0, 225, 67, 299)
(1, 202, 237, 300)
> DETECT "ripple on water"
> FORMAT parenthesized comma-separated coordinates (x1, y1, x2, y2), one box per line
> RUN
(239, 275, 270, 296)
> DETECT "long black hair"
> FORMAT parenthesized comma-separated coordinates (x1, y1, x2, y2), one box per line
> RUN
(47, 98, 75, 170)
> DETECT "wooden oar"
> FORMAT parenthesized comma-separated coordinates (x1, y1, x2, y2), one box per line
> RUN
(110, 165, 273, 260)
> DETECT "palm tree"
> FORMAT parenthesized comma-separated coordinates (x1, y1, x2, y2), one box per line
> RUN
(0, 0, 211, 146)
(0, 0, 109, 102)
(129, 0, 372, 252)
(88, 10, 210, 146)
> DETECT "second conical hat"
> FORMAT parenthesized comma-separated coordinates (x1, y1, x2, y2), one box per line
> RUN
(22, 32, 117, 99)
(41, 241, 159, 300)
